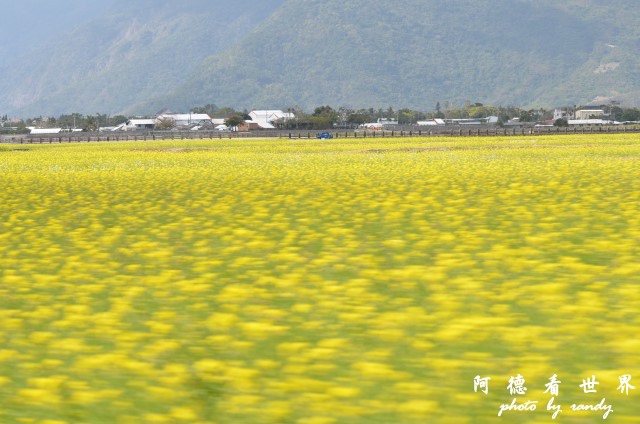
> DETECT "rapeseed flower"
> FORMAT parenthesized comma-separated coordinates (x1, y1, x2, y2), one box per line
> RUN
(1, 135, 638, 422)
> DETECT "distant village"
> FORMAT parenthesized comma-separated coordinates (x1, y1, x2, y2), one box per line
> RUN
(2, 104, 640, 135)
(7, 110, 296, 135)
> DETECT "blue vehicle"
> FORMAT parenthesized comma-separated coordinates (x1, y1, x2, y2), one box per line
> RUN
(316, 132, 333, 139)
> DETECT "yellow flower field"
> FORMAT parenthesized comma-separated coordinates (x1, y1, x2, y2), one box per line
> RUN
(0, 135, 639, 423)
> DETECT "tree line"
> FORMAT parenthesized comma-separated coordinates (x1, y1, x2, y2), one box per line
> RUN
(3, 102, 640, 133)
(271, 102, 640, 130)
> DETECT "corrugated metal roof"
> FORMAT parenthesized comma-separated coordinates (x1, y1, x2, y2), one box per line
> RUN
(568, 119, 613, 125)
(249, 110, 294, 123)
(30, 128, 62, 134)
(128, 119, 156, 125)
(159, 113, 211, 122)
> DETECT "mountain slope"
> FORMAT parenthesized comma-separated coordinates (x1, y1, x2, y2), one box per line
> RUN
(0, 1, 114, 58)
(146, 0, 640, 112)
(2, 0, 640, 116)
(0, 0, 284, 116)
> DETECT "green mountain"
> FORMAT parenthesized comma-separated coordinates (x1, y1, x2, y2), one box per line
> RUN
(149, 0, 640, 112)
(2, 0, 639, 116)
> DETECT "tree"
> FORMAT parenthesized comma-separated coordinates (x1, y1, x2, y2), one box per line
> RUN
(609, 106, 624, 121)
(519, 109, 543, 122)
(554, 118, 569, 127)
(312, 105, 337, 128)
(398, 108, 415, 125)
(468, 105, 497, 119)
(84, 116, 99, 131)
(109, 115, 128, 126)
(191, 104, 219, 115)
(336, 107, 352, 128)
(313, 105, 334, 117)
(385, 106, 395, 120)
(284, 107, 308, 129)
(216, 107, 238, 118)
(156, 117, 176, 130)
(347, 109, 373, 125)
(224, 114, 244, 130)
(621, 108, 640, 122)
(57, 113, 85, 130)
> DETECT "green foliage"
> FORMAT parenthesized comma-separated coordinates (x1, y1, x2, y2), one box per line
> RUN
(191, 104, 219, 115)
(224, 114, 244, 128)
(310, 106, 338, 128)
(346, 110, 373, 125)
(53, 113, 127, 130)
(84, 116, 99, 131)
(161, 0, 640, 113)
(313, 105, 337, 119)
(16, 102, 640, 130)
(621, 108, 640, 122)
(517, 109, 550, 123)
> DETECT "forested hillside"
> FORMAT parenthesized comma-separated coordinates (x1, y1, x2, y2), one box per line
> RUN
(1, 0, 639, 116)
(150, 0, 640, 112)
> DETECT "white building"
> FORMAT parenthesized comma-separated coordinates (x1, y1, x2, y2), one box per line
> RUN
(114, 119, 156, 131)
(416, 119, 446, 126)
(28, 127, 62, 134)
(553, 109, 574, 120)
(157, 113, 212, 127)
(377, 118, 398, 127)
(248, 110, 295, 128)
(568, 119, 616, 126)
(575, 109, 605, 120)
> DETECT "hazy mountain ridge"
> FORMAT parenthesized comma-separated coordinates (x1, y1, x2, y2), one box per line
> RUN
(1, 0, 639, 116)
(0, 0, 284, 116)
(0, 1, 113, 58)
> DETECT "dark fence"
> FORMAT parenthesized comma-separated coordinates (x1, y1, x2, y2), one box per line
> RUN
(2, 125, 640, 144)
